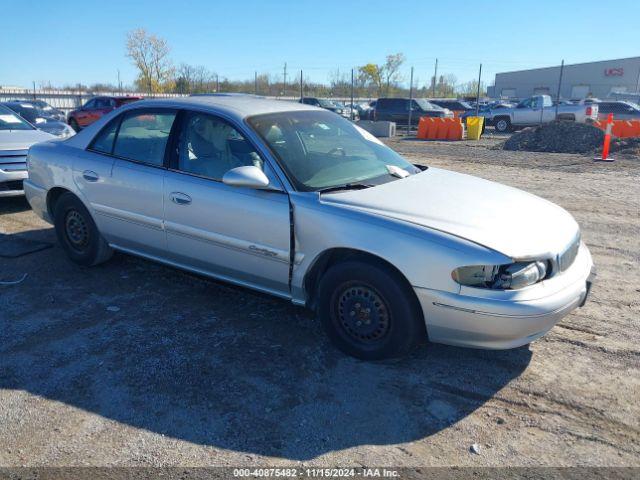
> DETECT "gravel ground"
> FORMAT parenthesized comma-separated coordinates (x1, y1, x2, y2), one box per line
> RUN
(0, 136, 638, 468)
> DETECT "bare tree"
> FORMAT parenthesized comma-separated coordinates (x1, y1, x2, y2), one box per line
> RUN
(381, 53, 405, 96)
(357, 53, 405, 97)
(126, 28, 174, 93)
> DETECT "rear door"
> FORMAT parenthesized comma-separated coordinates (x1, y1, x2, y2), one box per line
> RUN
(100, 108, 177, 256)
(74, 116, 120, 232)
(162, 110, 291, 297)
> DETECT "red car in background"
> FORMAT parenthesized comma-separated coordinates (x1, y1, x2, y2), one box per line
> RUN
(67, 96, 141, 131)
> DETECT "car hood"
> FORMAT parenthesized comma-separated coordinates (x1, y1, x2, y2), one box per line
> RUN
(0, 129, 55, 151)
(320, 167, 579, 259)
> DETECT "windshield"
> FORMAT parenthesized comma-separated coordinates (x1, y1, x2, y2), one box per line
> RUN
(0, 106, 34, 131)
(248, 110, 420, 191)
(8, 104, 45, 124)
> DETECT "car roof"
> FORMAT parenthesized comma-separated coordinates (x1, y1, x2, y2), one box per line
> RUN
(121, 95, 319, 120)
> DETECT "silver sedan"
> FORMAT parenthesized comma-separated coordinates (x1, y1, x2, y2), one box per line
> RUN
(24, 96, 595, 359)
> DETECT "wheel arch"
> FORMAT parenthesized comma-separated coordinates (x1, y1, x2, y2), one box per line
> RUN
(303, 247, 424, 324)
(46, 186, 73, 219)
(47, 187, 94, 223)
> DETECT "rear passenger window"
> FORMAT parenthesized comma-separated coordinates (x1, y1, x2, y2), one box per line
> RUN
(113, 111, 176, 166)
(89, 118, 120, 154)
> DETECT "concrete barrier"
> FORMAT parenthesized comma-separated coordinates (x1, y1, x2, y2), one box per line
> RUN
(355, 120, 397, 137)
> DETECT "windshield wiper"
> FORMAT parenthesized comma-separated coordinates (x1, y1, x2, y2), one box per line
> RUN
(318, 183, 374, 194)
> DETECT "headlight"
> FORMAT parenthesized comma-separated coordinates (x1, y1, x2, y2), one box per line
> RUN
(452, 261, 548, 290)
(336, 109, 343, 114)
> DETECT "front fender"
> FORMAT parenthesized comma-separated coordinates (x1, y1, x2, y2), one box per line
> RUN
(289, 193, 511, 305)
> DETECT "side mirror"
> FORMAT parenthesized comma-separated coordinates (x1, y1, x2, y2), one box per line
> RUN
(222, 165, 271, 190)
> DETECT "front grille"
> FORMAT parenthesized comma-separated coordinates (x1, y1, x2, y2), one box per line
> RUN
(0, 163, 27, 172)
(558, 235, 580, 272)
(0, 180, 24, 191)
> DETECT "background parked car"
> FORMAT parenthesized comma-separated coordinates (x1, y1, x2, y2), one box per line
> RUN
(299, 97, 352, 119)
(2, 101, 75, 138)
(484, 95, 598, 133)
(430, 99, 474, 118)
(344, 102, 370, 119)
(459, 101, 515, 126)
(0, 104, 55, 197)
(67, 96, 141, 131)
(373, 98, 453, 126)
(9, 99, 66, 122)
(595, 101, 640, 120)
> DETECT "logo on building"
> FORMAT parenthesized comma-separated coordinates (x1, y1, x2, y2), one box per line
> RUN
(604, 68, 624, 77)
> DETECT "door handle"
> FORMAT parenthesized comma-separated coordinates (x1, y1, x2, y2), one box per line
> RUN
(170, 192, 192, 205)
(82, 170, 99, 182)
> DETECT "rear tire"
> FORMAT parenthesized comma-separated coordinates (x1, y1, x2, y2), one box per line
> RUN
(494, 117, 512, 133)
(318, 260, 425, 360)
(54, 192, 112, 266)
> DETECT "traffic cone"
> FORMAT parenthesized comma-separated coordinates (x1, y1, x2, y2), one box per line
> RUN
(596, 113, 614, 162)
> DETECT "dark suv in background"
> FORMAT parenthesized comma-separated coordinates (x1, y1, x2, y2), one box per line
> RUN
(373, 98, 452, 126)
(67, 96, 141, 131)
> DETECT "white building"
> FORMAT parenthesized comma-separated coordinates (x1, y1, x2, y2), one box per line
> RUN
(488, 56, 640, 100)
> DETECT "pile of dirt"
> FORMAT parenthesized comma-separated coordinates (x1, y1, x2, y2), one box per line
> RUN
(607, 137, 640, 157)
(501, 121, 605, 154)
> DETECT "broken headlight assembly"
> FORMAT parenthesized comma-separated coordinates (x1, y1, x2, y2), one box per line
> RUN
(452, 260, 549, 290)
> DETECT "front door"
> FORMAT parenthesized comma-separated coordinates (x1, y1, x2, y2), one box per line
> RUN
(163, 110, 291, 297)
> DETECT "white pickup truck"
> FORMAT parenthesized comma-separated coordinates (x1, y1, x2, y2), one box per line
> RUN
(484, 95, 598, 132)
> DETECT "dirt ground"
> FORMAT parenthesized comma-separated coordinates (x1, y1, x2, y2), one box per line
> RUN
(0, 136, 638, 468)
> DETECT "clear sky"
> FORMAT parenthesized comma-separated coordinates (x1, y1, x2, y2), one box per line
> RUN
(2, 0, 639, 90)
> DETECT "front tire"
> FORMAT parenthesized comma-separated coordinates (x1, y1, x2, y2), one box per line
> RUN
(318, 260, 425, 360)
(54, 192, 113, 266)
(69, 118, 80, 132)
(494, 117, 512, 133)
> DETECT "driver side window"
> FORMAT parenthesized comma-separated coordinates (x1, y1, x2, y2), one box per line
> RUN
(176, 112, 263, 181)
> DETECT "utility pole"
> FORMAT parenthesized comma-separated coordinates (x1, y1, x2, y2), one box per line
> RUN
(283, 62, 287, 97)
(475, 63, 482, 118)
(350, 68, 355, 121)
(255, 71, 258, 95)
(407, 66, 414, 135)
(432, 58, 438, 97)
(555, 59, 565, 118)
(299, 70, 303, 99)
(117, 70, 121, 93)
(216, 74, 220, 93)
(32, 81, 36, 100)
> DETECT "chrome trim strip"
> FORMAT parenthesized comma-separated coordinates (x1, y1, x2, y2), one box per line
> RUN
(92, 203, 164, 231)
(432, 297, 581, 318)
(164, 221, 289, 264)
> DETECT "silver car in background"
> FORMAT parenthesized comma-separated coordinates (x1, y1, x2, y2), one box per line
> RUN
(24, 96, 595, 359)
(0, 105, 55, 197)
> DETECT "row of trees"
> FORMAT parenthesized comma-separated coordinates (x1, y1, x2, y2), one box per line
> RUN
(117, 28, 486, 98)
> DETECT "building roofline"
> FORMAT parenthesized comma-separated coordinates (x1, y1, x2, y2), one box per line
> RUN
(495, 56, 640, 77)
